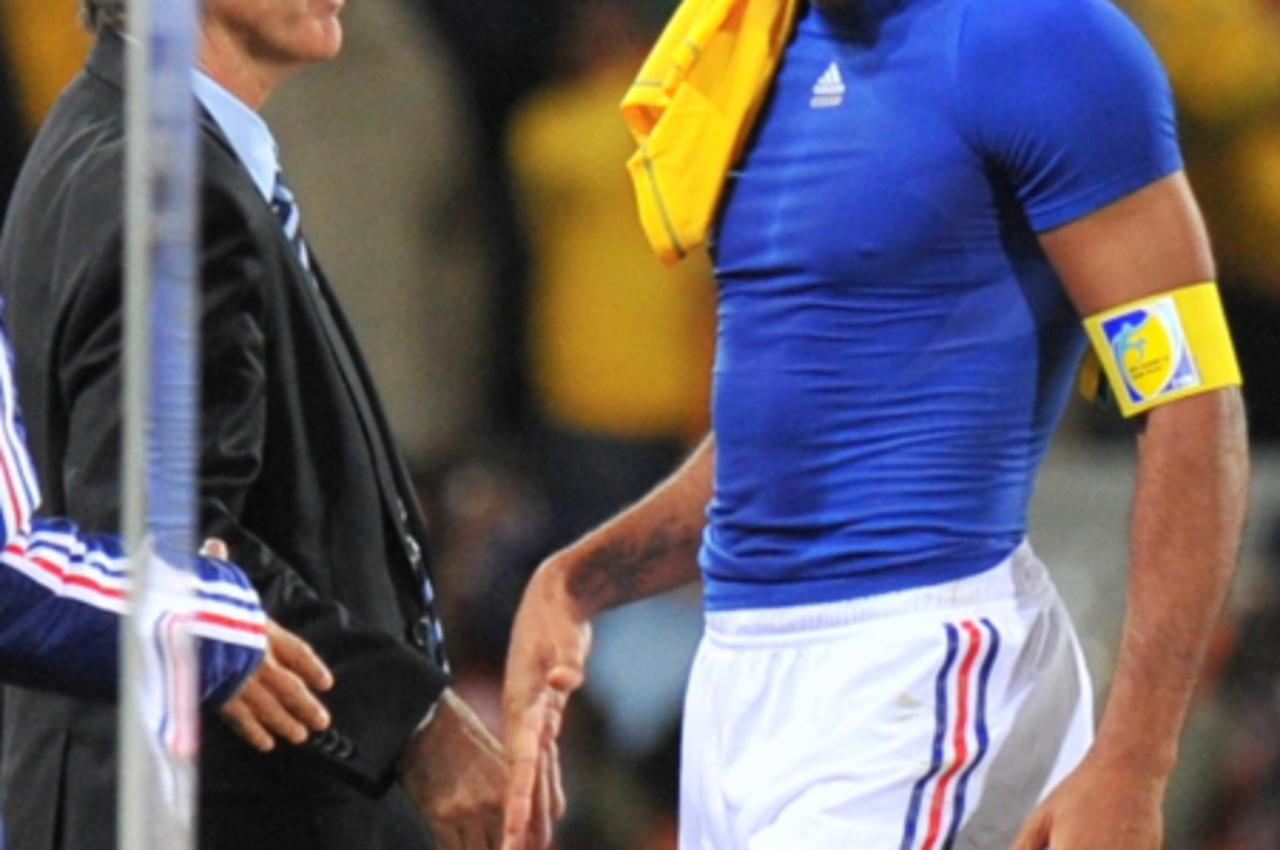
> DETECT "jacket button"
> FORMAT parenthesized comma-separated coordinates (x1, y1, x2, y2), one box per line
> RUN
(309, 728, 337, 754)
(404, 534, 422, 566)
(410, 618, 431, 649)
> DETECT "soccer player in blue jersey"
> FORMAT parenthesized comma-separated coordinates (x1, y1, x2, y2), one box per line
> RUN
(500, 0, 1249, 848)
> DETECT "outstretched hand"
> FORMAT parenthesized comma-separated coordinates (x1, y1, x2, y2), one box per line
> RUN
(201, 538, 335, 751)
(501, 561, 592, 850)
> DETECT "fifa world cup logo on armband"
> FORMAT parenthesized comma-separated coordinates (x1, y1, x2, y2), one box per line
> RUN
(1101, 298, 1202, 405)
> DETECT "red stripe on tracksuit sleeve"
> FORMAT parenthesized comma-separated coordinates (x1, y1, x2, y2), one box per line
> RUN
(20, 550, 127, 602)
(12, 541, 263, 635)
(193, 610, 266, 636)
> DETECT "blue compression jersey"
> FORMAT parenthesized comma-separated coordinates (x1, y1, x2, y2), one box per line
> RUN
(702, 0, 1182, 610)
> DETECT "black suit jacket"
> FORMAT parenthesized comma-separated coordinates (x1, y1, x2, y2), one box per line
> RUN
(0, 31, 449, 850)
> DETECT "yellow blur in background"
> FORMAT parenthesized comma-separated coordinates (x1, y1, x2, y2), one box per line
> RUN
(1128, 0, 1280, 291)
(2, 0, 90, 131)
(510, 60, 715, 443)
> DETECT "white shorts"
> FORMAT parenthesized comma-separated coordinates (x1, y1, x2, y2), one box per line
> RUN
(680, 542, 1093, 850)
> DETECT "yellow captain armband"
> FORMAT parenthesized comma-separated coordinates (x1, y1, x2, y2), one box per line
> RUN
(1080, 281, 1242, 418)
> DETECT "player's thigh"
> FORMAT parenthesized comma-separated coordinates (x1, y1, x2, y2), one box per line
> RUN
(681, 617, 965, 850)
(684, 597, 1090, 850)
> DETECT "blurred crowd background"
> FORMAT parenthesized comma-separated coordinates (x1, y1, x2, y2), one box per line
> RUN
(0, 1, 1278, 848)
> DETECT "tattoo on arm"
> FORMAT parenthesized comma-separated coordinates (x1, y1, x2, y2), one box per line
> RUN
(567, 518, 700, 610)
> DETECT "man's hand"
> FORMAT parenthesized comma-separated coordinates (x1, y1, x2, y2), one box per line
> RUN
(1011, 755, 1165, 850)
(201, 538, 335, 751)
(500, 559, 592, 850)
(399, 689, 507, 850)
(220, 619, 335, 751)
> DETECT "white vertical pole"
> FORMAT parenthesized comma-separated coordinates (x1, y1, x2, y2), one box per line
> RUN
(120, 0, 156, 840)
(120, 0, 202, 846)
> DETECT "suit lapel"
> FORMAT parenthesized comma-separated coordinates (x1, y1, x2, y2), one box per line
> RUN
(285, 246, 431, 590)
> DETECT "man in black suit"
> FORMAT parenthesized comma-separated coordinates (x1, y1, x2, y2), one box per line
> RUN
(0, 1, 511, 849)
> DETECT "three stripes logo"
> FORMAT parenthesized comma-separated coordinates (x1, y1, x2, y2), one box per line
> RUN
(810, 61, 846, 109)
(899, 619, 1001, 850)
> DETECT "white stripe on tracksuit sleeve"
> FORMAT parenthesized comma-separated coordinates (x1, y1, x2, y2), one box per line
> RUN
(0, 326, 266, 705)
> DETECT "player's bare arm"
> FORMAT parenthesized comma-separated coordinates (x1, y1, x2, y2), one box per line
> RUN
(500, 434, 714, 850)
(563, 492, 706, 615)
(1013, 172, 1249, 850)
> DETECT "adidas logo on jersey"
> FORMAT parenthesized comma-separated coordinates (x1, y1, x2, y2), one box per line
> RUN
(810, 62, 846, 109)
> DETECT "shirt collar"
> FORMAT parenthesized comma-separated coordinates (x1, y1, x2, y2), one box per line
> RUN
(192, 70, 280, 202)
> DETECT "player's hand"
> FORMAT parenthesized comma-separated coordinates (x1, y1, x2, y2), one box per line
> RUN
(399, 689, 507, 850)
(202, 538, 335, 752)
(1011, 753, 1165, 850)
(500, 558, 592, 850)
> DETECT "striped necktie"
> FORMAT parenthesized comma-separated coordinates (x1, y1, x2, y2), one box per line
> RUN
(270, 172, 311, 273)
(267, 171, 448, 672)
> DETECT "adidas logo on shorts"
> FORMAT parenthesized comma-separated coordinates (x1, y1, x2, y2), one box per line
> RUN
(811, 61, 846, 109)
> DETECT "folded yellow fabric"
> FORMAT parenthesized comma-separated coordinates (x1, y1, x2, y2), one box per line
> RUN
(621, 0, 800, 265)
